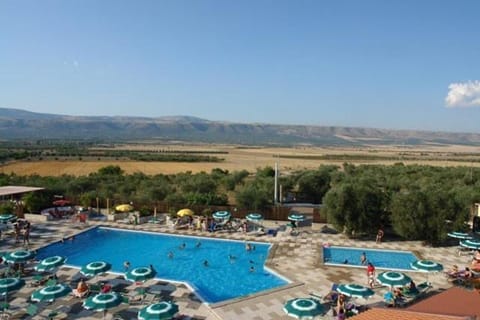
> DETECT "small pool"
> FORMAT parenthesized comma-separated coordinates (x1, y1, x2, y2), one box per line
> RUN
(323, 246, 418, 271)
(37, 227, 288, 303)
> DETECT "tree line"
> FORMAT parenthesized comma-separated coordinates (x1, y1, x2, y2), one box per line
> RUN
(1, 163, 479, 244)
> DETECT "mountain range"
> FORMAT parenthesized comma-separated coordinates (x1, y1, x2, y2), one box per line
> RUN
(1, 107, 480, 146)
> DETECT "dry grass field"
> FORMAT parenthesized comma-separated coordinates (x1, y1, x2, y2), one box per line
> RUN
(2, 143, 480, 177)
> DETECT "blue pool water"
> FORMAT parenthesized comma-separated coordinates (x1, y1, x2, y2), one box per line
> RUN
(37, 227, 287, 303)
(323, 246, 418, 271)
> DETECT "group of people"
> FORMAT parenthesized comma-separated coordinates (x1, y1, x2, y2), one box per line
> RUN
(384, 280, 417, 307)
(445, 264, 474, 283)
(72, 279, 112, 298)
(13, 218, 31, 245)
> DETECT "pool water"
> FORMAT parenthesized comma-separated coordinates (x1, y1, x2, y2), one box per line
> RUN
(323, 246, 418, 271)
(37, 227, 287, 303)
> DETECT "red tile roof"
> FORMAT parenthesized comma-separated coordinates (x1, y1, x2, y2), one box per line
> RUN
(407, 287, 480, 318)
(348, 308, 470, 320)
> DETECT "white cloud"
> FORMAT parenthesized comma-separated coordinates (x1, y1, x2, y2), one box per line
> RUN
(445, 80, 480, 108)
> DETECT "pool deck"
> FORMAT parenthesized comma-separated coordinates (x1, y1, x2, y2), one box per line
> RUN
(0, 218, 464, 319)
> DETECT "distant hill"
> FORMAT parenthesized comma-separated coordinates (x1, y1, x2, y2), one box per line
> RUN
(1, 107, 480, 146)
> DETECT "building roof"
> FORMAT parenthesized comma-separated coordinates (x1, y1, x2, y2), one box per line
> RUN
(349, 308, 471, 320)
(407, 286, 480, 318)
(0, 186, 44, 197)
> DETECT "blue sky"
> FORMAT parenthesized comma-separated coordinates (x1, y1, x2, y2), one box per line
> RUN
(1, 0, 480, 132)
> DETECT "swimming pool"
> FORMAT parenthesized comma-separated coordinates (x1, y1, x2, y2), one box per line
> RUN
(323, 246, 418, 271)
(37, 227, 288, 303)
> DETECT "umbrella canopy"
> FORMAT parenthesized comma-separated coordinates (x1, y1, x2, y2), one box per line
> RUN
(460, 239, 480, 250)
(81, 261, 112, 277)
(35, 256, 67, 272)
(212, 211, 231, 220)
(411, 260, 444, 273)
(53, 199, 71, 206)
(115, 204, 134, 212)
(125, 266, 157, 283)
(83, 292, 123, 311)
(0, 214, 16, 224)
(3, 250, 35, 264)
(283, 297, 324, 319)
(31, 283, 71, 302)
(288, 214, 305, 222)
(246, 213, 263, 222)
(376, 271, 412, 288)
(0, 278, 25, 296)
(337, 284, 374, 299)
(447, 232, 473, 240)
(138, 301, 179, 320)
(176, 209, 194, 217)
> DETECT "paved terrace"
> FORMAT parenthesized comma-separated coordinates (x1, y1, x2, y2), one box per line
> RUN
(0, 218, 467, 320)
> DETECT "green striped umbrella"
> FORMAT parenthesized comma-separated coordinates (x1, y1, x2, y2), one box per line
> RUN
(283, 298, 324, 319)
(3, 250, 35, 264)
(212, 211, 231, 220)
(35, 256, 67, 272)
(288, 214, 305, 222)
(138, 301, 179, 320)
(81, 261, 112, 277)
(411, 260, 443, 282)
(376, 271, 412, 288)
(83, 292, 123, 311)
(460, 239, 480, 250)
(411, 260, 443, 272)
(31, 283, 71, 302)
(0, 214, 16, 224)
(447, 232, 473, 240)
(0, 278, 25, 296)
(337, 284, 374, 299)
(246, 213, 263, 222)
(125, 266, 157, 283)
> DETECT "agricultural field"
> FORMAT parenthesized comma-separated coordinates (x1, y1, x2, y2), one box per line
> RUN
(2, 143, 480, 177)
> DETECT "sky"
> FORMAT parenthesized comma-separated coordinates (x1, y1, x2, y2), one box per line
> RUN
(1, 0, 480, 133)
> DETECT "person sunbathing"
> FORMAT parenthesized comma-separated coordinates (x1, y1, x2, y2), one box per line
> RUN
(445, 265, 460, 277)
(73, 279, 89, 298)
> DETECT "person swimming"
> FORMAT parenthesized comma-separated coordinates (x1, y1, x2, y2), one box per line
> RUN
(168, 251, 174, 259)
(179, 243, 186, 250)
(360, 252, 367, 265)
(203, 260, 209, 267)
(195, 241, 201, 248)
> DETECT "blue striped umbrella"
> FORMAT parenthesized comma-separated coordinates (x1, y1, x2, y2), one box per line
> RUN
(288, 214, 305, 222)
(35, 256, 67, 272)
(31, 283, 71, 302)
(460, 239, 480, 250)
(283, 297, 324, 319)
(246, 213, 263, 222)
(81, 261, 112, 277)
(212, 211, 231, 220)
(138, 301, 179, 320)
(447, 232, 473, 240)
(3, 250, 35, 264)
(337, 284, 374, 299)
